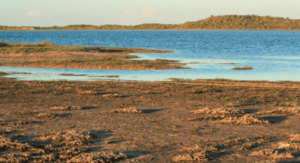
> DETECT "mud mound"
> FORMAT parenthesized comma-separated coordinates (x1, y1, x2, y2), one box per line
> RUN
(0, 147, 125, 162)
(102, 94, 121, 98)
(218, 114, 270, 125)
(67, 151, 127, 163)
(50, 106, 82, 110)
(275, 142, 300, 150)
(186, 115, 225, 121)
(109, 107, 143, 114)
(173, 145, 217, 162)
(190, 107, 245, 115)
(45, 145, 87, 155)
(0, 153, 33, 163)
(0, 135, 44, 153)
(34, 113, 57, 119)
(289, 134, 300, 141)
(0, 120, 31, 126)
(37, 130, 97, 146)
(250, 149, 294, 159)
(261, 107, 300, 115)
(0, 153, 62, 163)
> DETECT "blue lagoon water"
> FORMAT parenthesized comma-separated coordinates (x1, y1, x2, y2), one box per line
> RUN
(0, 30, 300, 81)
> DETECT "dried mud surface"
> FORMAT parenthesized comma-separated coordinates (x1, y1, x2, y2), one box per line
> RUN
(1, 78, 300, 162)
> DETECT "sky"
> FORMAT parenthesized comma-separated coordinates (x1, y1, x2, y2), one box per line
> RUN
(1, 0, 300, 27)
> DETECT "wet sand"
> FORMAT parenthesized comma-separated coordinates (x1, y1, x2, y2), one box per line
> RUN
(1, 78, 300, 162)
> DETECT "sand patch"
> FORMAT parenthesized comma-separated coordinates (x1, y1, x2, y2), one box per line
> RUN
(140, 90, 154, 94)
(36, 130, 97, 146)
(102, 94, 121, 98)
(77, 90, 100, 95)
(109, 107, 143, 114)
(218, 114, 270, 125)
(190, 107, 245, 115)
(34, 113, 57, 119)
(250, 149, 294, 159)
(50, 106, 83, 110)
(67, 151, 127, 163)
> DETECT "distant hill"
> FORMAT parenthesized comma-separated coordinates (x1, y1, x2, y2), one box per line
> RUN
(1, 15, 300, 31)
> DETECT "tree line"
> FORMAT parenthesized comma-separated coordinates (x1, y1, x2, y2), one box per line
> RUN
(1, 15, 300, 31)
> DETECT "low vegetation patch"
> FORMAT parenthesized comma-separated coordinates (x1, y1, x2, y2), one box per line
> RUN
(36, 130, 97, 146)
(218, 114, 270, 125)
(173, 145, 218, 162)
(0, 71, 8, 76)
(231, 66, 253, 70)
(49, 106, 83, 110)
(109, 107, 143, 114)
(189, 107, 245, 115)
(0, 57, 187, 70)
(0, 41, 172, 54)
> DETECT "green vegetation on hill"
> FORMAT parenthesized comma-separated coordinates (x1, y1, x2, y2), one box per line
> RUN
(1, 15, 300, 30)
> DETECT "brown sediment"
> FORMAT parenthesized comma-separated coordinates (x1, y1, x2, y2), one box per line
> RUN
(1, 79, 300, 162)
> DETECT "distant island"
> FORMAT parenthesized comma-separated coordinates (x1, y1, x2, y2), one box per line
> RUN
(1, 15, 300, 31)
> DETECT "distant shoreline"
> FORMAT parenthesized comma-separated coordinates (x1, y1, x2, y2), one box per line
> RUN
(1, 28, 300, 32)
(1, 15, 300, 31)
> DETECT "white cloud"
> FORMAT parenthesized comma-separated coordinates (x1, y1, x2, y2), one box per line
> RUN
(28, 10, 40, 16)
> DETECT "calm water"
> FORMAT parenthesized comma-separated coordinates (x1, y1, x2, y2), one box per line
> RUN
(1, 30, 300, 81)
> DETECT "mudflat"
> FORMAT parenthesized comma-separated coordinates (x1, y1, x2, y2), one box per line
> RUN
(1, 77, 300, 162)
(0, 41, 187, 70)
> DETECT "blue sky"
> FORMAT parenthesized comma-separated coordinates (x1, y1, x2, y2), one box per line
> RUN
(1, 0, 300, 26)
